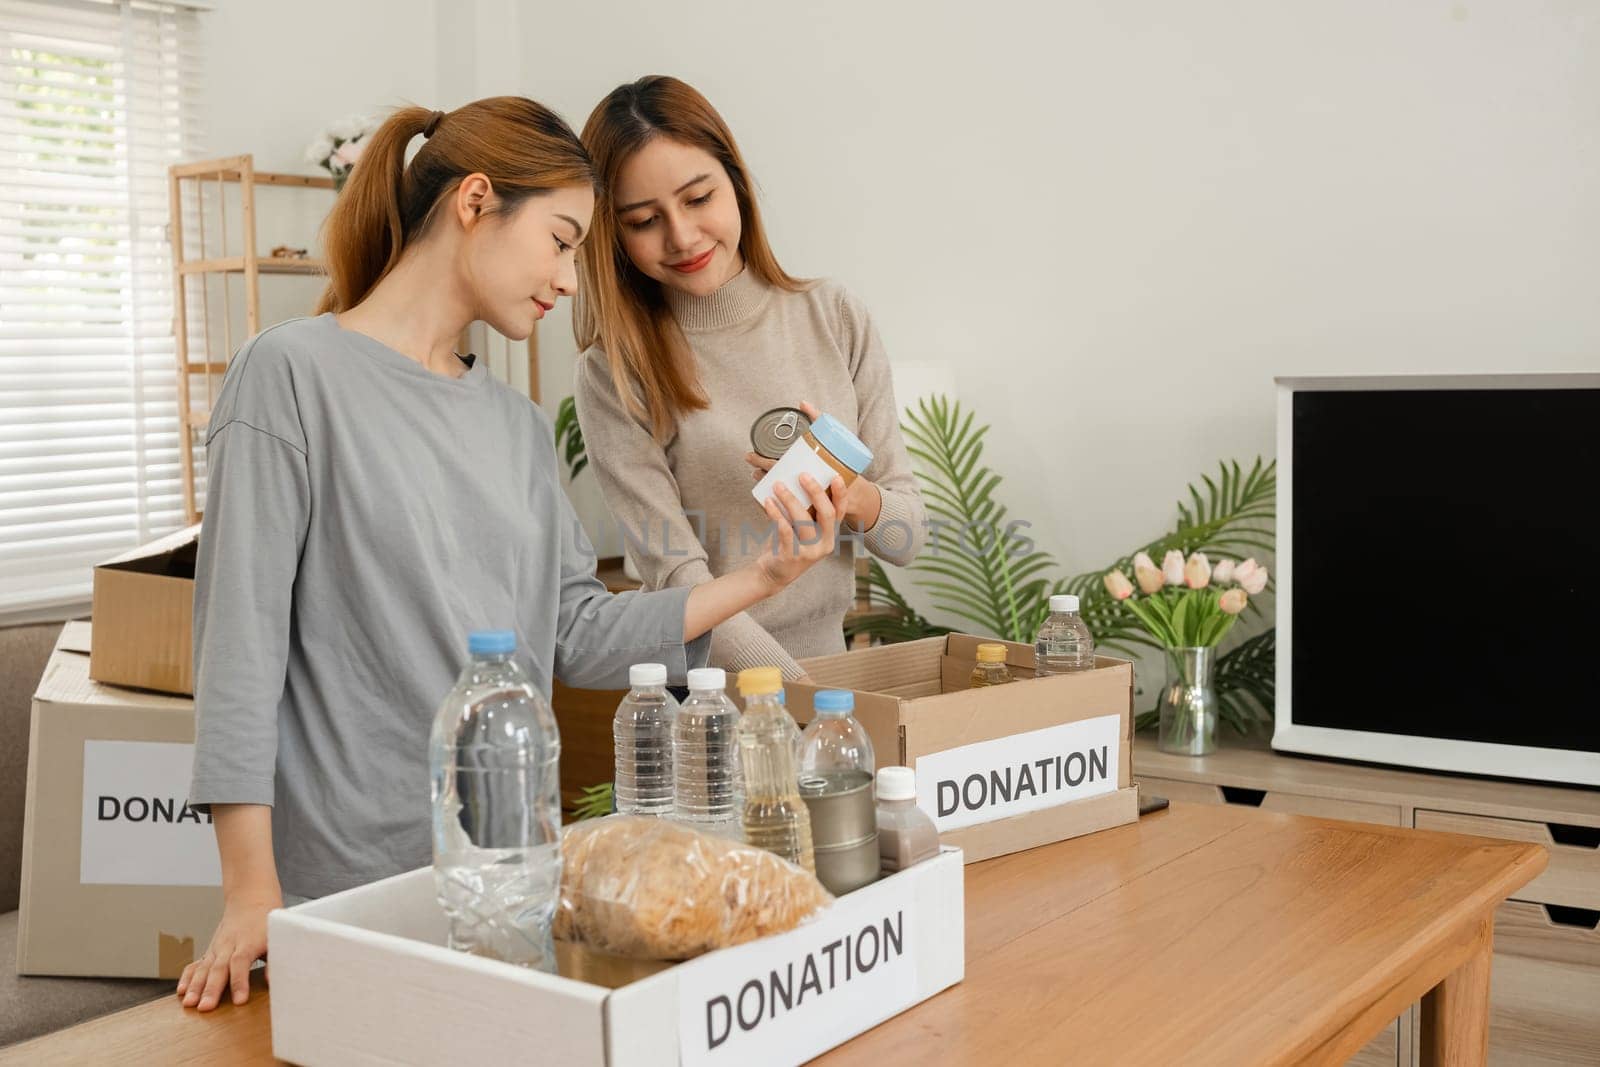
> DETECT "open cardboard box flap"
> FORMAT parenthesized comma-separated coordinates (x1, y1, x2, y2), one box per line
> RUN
(89, 524, 201, 695)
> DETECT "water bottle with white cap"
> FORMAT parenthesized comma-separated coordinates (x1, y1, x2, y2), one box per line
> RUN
(1035, 594, 1096, 675)
(613, 663, 678, 815)
(673, 667, 742, 834)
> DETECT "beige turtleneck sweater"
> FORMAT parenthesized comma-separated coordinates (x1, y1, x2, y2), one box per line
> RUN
(575, 270, 926, 678)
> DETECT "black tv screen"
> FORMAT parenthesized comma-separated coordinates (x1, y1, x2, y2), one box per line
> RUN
(1290, 386, 1600, 758)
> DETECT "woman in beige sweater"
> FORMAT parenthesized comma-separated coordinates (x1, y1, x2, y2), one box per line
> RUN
(574, 75, 926, 679)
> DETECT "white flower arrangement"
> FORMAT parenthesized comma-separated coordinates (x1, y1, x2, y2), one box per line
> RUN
(304, 114, 379, 188)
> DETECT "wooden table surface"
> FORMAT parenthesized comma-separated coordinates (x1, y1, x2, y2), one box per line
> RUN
(2, 802, 1545, 1066)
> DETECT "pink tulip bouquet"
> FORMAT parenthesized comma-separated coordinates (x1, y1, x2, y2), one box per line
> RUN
(1105, 550, 1270, 755)
(1101, 550, 1268, 649)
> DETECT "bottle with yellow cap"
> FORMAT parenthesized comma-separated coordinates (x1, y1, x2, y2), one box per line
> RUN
(969, 643, 1014, 688)
(735, 667, 815, 872)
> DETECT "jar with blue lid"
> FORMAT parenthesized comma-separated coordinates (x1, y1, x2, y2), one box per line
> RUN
(750, 409, 874, 509)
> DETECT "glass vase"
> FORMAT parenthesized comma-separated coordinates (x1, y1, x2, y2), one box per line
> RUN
(1156, 646, 1218, 756)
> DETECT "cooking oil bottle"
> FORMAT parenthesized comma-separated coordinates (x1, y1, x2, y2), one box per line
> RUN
(736, 667, 814, 871)
(970, 643, 1014, 688)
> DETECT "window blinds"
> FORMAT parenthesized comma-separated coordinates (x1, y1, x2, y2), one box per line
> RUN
(0, 0, 203, 619)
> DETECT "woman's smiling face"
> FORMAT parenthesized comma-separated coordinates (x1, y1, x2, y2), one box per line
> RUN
(612, 136, 744, 297)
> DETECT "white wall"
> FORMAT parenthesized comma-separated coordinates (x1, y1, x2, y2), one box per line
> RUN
(193, 0, 438, 347)
(519, 0, 1600, 575)
(201, 0, 442, 171)
(194, 0, 544, 392)
(198, 1, 1600, 634)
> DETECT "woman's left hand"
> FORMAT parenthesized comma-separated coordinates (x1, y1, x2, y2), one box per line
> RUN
(754, 473, 847, 591)
(745, 402, 880, 529)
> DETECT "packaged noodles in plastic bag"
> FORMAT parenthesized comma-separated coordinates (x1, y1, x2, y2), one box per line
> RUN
(553, 815, 833, 961)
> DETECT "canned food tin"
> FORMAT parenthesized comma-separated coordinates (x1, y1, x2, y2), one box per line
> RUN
(812, 835, 881, 895)
(750, 406, 812, 460)
(799, 770, 879, 894)
(799, 771, 876, 842)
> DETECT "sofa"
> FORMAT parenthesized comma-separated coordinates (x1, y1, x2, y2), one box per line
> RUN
(0, 623, 173, 1048)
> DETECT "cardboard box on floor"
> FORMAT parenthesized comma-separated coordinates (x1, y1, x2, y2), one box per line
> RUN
(89, 524, 199, 695)
(16, 622, 223, 978)
(270, 848, 965, 1067)
(792, 634, 1137, 863)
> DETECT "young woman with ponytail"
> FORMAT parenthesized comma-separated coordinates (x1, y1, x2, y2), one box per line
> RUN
(177, 98, 845, 1012)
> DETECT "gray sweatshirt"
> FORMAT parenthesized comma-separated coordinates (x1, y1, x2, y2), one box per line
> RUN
(189, 313, 707, 900)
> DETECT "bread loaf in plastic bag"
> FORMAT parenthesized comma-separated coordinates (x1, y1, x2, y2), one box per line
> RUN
(553, 815, 833, 961)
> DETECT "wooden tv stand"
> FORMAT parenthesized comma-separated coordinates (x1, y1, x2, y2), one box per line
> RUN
(1134, 734, 1600, 1067)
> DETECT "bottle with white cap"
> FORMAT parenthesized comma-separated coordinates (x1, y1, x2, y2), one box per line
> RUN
(1035, 593, 1096, 675)
(613, 663, 679, 816)
(875, 766, 940, 875)
(673, 667, 742, 835)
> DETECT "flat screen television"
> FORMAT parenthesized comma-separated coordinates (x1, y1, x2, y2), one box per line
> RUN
(1273, 375, 1600, 787)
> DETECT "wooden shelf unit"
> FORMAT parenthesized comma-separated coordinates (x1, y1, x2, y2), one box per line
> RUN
(167, 154, 336, 522)
(1134, 734, 1600, 1067)
(177, 255, 329, 276)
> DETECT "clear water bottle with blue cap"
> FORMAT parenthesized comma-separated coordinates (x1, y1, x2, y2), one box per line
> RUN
(429, 629, 562, 970)
(798, 689, 879, 894)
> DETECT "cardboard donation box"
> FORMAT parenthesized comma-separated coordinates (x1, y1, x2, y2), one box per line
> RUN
(16, 622, 222, 978)
(270, 849, 965, 1067)
(792, 634, 1137, 863)
(89, 523, 200, 695)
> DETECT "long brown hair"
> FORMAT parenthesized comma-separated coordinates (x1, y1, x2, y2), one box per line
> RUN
(574, 76, 806, 441)
(316, 97, 593, 314)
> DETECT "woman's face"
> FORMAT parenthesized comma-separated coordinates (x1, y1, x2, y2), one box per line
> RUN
(462, 181, 594, 341)
(612, 137, 744, 297)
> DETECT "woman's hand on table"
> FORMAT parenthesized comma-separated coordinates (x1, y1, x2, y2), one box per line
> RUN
(177, 889, 278, 1011)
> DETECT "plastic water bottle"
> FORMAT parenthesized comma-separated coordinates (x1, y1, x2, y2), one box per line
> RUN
(674, 667, 742, 834)
(1035, 594, 1095, 675)
(430, 630, 561, 970)
(799, 691, 876, 782)
(737, 667, 814, 871)
(614, 663, 678, 816)
(799, 690, 879, 894)
(778, 688, 802, 763)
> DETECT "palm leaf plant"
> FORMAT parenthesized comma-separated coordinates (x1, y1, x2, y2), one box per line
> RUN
(898, 396, 1061, 643)
(571, 781, 613, 821)
(554, 395, 587, 481)
(850, 558, 952, 644)
(1211, 628, 1275, 732)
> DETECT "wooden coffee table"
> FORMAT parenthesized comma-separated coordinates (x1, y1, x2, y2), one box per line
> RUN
(2, 802, 1545, 1066)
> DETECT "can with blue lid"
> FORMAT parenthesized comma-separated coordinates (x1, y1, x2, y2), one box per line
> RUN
(750, 408, 874, 509)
